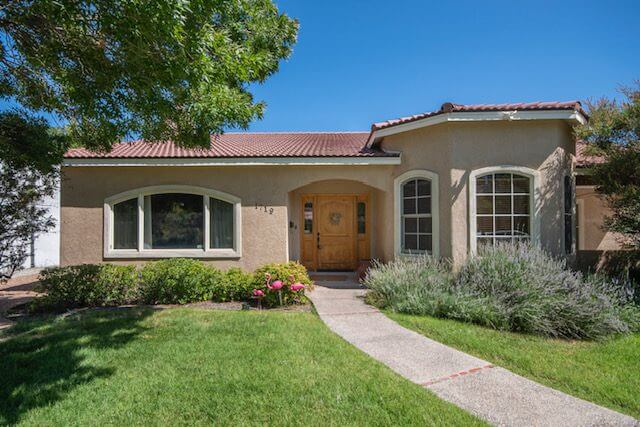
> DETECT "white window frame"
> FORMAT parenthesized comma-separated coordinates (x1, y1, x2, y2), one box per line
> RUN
(394, 170, 440, 258)
(104, 185, 242, 259)
(468, 166, 541, 254)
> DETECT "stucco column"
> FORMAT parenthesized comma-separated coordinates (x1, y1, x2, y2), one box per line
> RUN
(450, 168, 469, 266)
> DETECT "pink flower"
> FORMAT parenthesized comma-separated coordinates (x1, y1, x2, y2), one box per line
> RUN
(252, 289, 265, 297)
(268, 280, 283, 291)
(290, 283, 305, 292)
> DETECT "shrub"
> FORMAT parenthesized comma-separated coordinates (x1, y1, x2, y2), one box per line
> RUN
(216, 268, 255, 302)
(32, 259, 313, 311)
(594, 251, 640, 305)
(364, 255, 454, 311)
(455, 242, 640, 339)
(139, 259, 223, 304)
(364, 243, 640, 339)
(364, 256, 501, 327)
(33, 264, 138, 311)
(252, 261, 313, 306)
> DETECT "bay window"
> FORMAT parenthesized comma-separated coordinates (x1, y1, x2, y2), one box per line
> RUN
(105, 186, 241, 258)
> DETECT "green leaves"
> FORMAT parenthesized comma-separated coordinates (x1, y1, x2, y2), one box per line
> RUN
(0, 110, 69, 172)
(1, 0, 299, 152)
(576, 82, 640, 250)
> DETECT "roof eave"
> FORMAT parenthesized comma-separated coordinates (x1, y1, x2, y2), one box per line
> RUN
(62, 155, 402, 167)
(366, 109, 588, 147)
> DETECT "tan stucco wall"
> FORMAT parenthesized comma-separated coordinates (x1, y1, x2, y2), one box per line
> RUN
(60, 165, 392, 270)
(576, 186, 624, 251)
(60, 119, 577, 270)
(381, 120, 575, 264)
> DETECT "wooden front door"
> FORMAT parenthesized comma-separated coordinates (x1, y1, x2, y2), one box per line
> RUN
(316, 195, 356, 270)
(300, 194, 369, 271)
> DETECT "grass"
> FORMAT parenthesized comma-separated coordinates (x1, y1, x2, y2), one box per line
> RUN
(0, 308, 484, 426)
(387, 311, 640, 419)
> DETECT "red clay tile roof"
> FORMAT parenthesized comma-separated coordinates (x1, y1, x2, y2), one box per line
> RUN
(372, 101, 586, 131)
(65, 101, 590, 160)
(576, 140, 605, 168)
(65, 131, 597, 167)
(64, 132, 397, 159)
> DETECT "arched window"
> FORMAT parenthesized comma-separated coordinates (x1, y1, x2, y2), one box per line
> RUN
(469, 166, 540, 253)
(105, 185, 241, 258)
(394, 170, 439, 257)
(401, 178, 432, 253)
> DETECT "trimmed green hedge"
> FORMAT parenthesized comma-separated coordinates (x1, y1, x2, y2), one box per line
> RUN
(217, 268, 255, 302)
(32, 259, 310, 312)
(33, 264, 138, 311)
(139, 259, 224, 304)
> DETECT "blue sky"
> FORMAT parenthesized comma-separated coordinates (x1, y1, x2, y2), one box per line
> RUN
(2, 0, 639, 132)
(246, 0, 640, 131)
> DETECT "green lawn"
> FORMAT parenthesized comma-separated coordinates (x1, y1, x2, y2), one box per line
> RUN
(0, 308, 484, 426)
(387, 311, 640, 419)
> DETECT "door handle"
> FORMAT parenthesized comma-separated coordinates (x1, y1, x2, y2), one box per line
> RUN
(317, 232, 321, 250)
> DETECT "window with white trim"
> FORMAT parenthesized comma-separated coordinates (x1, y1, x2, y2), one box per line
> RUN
(401, 178, 433, 253)
(475, 172, 531, 247)
(106, 186, 241, 258)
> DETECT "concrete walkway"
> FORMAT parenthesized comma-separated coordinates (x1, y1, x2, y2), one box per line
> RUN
(308, 275, 638, 427)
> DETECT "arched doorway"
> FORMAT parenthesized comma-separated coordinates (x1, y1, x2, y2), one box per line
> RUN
(290, 180, 378, 271)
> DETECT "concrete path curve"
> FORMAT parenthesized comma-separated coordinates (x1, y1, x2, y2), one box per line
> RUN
(308, 276, 638, 427)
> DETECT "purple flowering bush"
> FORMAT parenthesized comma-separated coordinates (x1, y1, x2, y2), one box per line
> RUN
(364, 242, 640, 339)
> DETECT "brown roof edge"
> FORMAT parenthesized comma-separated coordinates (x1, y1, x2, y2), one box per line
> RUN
(371, 100, 587, 133)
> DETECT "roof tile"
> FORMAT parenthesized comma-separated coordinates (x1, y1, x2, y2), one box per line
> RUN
(65, 101, 591, 161)
(576, 140, 605, 168)
(372, 101, 586, 131)
(65, 132, 396, 159)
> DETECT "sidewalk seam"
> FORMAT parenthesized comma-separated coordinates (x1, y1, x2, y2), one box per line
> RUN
(318, 311, 378, 316)
(420, 364, 495, 387)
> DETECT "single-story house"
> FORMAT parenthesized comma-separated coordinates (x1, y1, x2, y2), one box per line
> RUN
(60, 101, 621, 271)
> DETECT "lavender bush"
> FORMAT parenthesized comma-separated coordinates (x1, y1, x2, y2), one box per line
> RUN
(364, 255, 454, 313)
(456, 243, 639, 339)
(364, 243, 640, 339)
(363, 256, 504, 327)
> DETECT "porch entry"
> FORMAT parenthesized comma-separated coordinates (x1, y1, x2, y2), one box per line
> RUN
(300, 194, 370, 271)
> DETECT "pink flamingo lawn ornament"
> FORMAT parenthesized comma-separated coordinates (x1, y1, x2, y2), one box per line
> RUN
(265, 273, 284, 306)
(290, 283, 305, 292)
(287, 274, 305, 292)
(252, 289, 265, 310)
(268, 280, 283, 291)
(288, 274, 305, 304)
